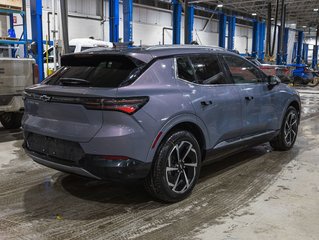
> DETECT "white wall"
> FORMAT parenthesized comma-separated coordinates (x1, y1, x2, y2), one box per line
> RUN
(5, 0, 256, 54)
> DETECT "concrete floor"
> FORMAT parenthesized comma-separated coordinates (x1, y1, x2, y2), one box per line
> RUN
(0, 87, 319, 240)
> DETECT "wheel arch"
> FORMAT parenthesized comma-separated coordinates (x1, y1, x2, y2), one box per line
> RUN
(146, 114, 210, 163)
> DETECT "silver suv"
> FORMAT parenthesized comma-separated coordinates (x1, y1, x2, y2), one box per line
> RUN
(23, 46, 301, 202)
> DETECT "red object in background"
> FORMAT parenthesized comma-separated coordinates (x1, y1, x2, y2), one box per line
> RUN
(13, 16, 17, 24)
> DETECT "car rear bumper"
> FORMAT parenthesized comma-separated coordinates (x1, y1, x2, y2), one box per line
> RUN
(24, 147, 152, 181)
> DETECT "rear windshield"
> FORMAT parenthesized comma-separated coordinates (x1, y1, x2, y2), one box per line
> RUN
(43, 55, 145, 88)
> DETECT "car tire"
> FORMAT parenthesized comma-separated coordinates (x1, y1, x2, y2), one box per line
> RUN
(144, 130, 201, 202)
(270, 106, 299, 151)
(0, 112, 23, 129)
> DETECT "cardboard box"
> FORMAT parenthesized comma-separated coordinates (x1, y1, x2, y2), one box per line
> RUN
(0, 0, 22, 9)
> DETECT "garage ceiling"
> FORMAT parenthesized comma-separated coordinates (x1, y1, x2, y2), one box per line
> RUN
(191, 0, 319, 30)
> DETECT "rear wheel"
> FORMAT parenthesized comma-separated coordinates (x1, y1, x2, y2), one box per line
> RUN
(270, 106, 299, 151)
(145, 130, 201, 202)
(0, 112, 23, 129)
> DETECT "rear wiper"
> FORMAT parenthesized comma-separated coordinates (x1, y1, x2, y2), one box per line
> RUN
(59, 78, 90, 85)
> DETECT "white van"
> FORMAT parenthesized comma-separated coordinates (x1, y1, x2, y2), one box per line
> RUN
(44, 38, 114, 76)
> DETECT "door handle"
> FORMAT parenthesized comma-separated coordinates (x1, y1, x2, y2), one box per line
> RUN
(201, 100, 213, 106)
(245, 96, 254, 101)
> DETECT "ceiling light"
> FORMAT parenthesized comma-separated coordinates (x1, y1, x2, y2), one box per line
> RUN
(252, 13, 257, 16)
(217, 4, 223, 8)
(314, 8, 319, 12)
(271, 17, 274, 20)
(303, 25, 307, 28)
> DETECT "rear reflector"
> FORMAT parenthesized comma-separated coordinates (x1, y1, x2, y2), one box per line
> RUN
(152, 131, 163, 149)
(101, 155, 130, 161)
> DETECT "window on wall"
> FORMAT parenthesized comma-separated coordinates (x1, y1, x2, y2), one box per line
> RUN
(189, 55, 226, 85)
(223, 55, 264, 84)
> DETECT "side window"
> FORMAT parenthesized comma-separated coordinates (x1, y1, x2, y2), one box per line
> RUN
(190, 55, 226, 85)
(223, 55, 263, 84)
(176, 57, 196, 83)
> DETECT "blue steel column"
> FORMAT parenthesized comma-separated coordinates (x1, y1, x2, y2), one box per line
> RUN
(185, 4, 194, 44)
(22, 0, 28, 58)
(296, 31, 303, 64)
(30, 0, 44, 82)
(312, 45, 318, 69)
(109, 0, 119, 42)
(9, 14, 15, 57)
(172, 0, 181, 44)
(219, 13, 226, 48)
(282, 28, 289, 64)
(302, 43, 308, 64)
(292, 42, 298, 62)
(227, 16, 235, 50)
(258, 21, 266, 61)
(123, 0, 133, 43)
(252, 20, 259, 58)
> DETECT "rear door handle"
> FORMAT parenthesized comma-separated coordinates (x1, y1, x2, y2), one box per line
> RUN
(245, 96, 254, 101)
(201, 100, 213, 106)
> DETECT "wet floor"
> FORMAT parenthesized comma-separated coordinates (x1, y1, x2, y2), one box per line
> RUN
(0, 87, 319, 240)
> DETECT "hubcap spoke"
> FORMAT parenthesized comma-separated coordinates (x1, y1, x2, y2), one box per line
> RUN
(172, 172, 182, 191)
(183, 170, 190, 188)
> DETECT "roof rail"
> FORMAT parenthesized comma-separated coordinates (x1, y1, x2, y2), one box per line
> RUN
(145, 44, 226, 51)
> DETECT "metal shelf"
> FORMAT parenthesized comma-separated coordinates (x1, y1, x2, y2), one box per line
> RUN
(0, 39, 27, 45)
(0, 8, 25, 15)
(0, 0, 28, 57)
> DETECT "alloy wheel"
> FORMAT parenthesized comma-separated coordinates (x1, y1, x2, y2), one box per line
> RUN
(284, 111, 298, 146)
(165, 141, 198, 194)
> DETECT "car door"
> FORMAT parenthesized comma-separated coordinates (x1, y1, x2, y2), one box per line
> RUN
(222, 54, 278, 138)
(175, 54, 243, 150)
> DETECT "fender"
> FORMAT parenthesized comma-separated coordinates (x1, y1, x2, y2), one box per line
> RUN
(145, 112, 210, 163)
(278, 94, 301, 130)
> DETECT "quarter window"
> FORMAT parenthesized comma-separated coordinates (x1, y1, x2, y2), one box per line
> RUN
(223, 55, 263, 84)
(176, 57, 196, 82)
(190, 55, 226, 85)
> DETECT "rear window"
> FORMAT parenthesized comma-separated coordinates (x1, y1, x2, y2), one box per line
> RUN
(43, 55, 145, 88)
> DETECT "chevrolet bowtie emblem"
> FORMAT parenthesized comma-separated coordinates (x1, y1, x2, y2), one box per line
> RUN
(39, 95, 52, 102)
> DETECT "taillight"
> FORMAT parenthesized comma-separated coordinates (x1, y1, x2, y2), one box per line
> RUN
(83, 97, 149, 114)
(33, 64, 39, 84)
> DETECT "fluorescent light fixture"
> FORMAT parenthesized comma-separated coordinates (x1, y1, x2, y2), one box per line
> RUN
(303, 25, 307, 28)
(252, 13, 257, 16)
(217, 4, 223, 7)
(271, 17, 274, 20)
(314, 8, 319, 12)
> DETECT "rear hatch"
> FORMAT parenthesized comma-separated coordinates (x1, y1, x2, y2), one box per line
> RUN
(0, 58, 35, 95)
(23, 54, 146, 142)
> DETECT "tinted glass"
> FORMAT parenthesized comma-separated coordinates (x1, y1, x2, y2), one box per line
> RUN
(176, 57, 196, 82)
(69, 46, 76, 53)
(224, 55, 263, 84)
(190, 55, 226, 84)
(43, 55, 144, 88)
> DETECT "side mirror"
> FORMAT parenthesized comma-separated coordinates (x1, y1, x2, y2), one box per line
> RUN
(268, 75, 280, 88)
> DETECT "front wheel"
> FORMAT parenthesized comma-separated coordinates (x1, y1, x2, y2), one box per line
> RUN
(0, 112, 23, 129)
(144, 130, 201, 202)
(270, 106, 299, 151)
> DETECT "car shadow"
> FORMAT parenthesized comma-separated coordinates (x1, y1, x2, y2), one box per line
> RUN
(23, 143, 290, 221)
(0, 126, 23, 143)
